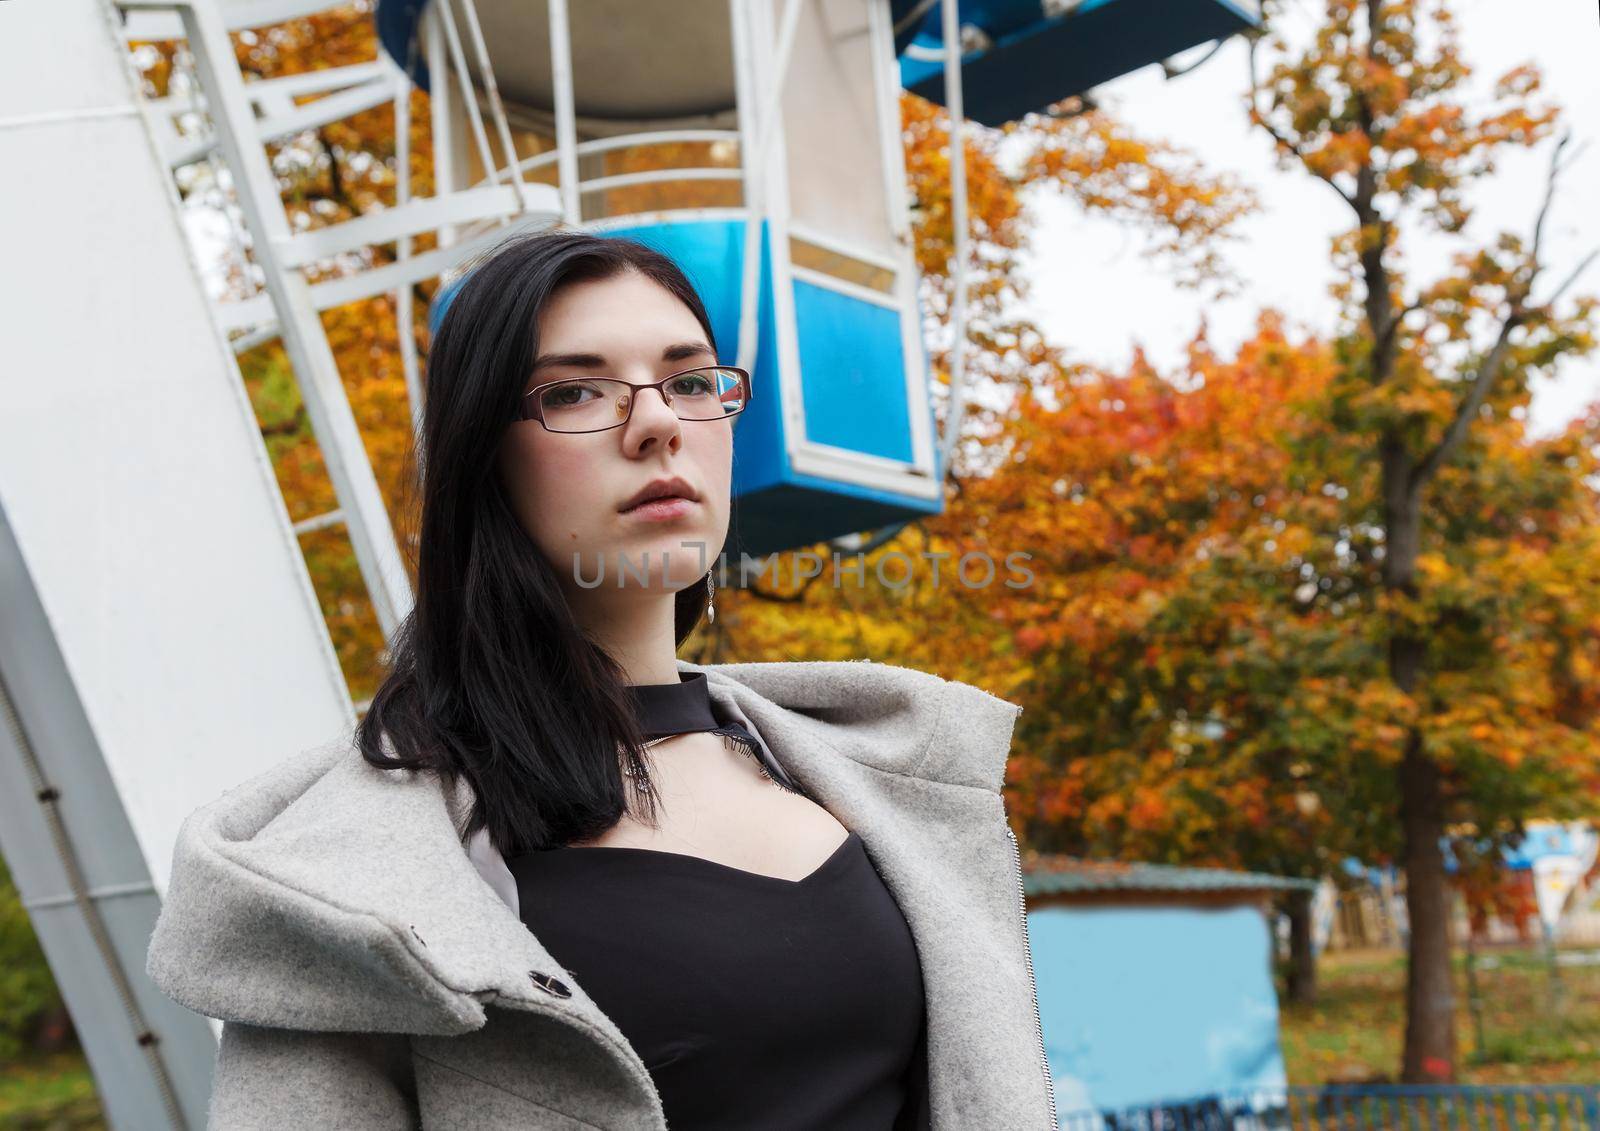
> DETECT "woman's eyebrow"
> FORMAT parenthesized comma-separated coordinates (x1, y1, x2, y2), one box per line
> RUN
(532, 341, 715, 371)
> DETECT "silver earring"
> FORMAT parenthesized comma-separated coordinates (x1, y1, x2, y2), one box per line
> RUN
(705, 569, 716, 624)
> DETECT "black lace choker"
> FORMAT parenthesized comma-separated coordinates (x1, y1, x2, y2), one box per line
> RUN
(621, 672, 802, 795)
(624, 672, 721, 741)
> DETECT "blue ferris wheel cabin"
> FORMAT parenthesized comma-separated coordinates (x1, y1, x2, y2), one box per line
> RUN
(389, 0, 1259, 556)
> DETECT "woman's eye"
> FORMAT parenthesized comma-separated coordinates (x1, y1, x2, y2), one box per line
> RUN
(545, 381, 602, 407)
(672, 374, 714, 396)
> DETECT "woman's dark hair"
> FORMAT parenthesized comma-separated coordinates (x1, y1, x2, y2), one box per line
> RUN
(357, 229, 723, 857)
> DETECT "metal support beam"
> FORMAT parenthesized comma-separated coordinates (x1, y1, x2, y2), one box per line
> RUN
(172, 0, 415, 640)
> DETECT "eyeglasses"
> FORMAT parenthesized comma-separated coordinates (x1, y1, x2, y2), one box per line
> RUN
(516, 365, 752, 434)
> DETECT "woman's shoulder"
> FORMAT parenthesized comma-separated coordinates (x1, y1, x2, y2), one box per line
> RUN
(685, 656, 1004, 698)
(682, 658, 1025, 794)
(183, 735, 355, 829)
(146, 733, 492, 1035)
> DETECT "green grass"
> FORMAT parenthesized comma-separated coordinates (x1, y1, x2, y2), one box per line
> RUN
(1280, 945, 1600, 1084)
(0, 1052, 105, 1130)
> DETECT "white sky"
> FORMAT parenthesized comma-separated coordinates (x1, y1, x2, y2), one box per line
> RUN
(1011, 0, 1600, 439)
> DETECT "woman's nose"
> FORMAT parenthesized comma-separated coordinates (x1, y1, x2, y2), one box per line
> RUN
(622, 383, 682, 446)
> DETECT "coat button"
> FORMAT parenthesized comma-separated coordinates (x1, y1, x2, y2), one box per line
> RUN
(528, 971, 572, 998)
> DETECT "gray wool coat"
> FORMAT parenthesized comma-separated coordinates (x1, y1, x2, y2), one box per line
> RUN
(145, 658, 1058, 1129)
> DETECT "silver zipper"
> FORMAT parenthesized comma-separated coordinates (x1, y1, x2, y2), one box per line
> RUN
(1005, 822, 1059, 1128)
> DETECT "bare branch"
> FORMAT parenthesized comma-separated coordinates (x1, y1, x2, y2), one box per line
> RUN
(838, 520, 919, 557)
(1374, 297, 1421, 374)
(1529, 130, 1573, 269)
(1559, 139, 1592, 179)
(1536, 247, 1599, 308)
(1409, 129, 1596, 491)
(1246, 34, 1357, 211)
(1161, 39, 1226, 80)
(1411, 317, 1518, 491)
(741, 582, 811, 605)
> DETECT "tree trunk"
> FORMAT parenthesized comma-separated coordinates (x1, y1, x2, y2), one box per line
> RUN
(1285, 888, 1318, 1005)
(1384, 454, 1457, 1082)
(1399, 728, 1457, 1081)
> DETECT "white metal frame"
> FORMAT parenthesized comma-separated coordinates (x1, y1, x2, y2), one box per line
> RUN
(118, 0, 335, 38)
(871, 0, 941, 486)
(788, 265, 902, 310)
(118, 0, 569, 645)
(143, 60, 396, 168)
(755, 0, 941, 500)
(935, 0, 970, 484)
(0, 502, 214, 1131)
(739, 0, 808, 467)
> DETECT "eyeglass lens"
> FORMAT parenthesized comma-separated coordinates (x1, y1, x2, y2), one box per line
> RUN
(536, 368, 747, 433)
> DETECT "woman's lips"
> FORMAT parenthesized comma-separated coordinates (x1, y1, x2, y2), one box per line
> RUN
(620, 496, 698, 521)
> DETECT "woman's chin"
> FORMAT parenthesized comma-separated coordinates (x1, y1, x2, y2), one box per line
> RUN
(599, 534, 717, 584)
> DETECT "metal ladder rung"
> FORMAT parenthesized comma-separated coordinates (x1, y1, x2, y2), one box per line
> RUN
(216, 205, 562, 338)
(274, 183, 528, 267)
(23, 881, 159, 912)
(293, 509, 345, 536)
(118, 0, 343, 38)
(166, 77, 397, 166)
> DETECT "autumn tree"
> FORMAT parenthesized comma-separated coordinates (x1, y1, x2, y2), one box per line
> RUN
(1246, 0, 1598, 1081)
(860, 12, 1600, 1044)
(945, 294, 1600, 1018)
(942, 316, 1373, 1010)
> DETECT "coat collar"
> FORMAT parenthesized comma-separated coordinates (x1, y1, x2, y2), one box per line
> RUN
(146, 659, 1051, 1129)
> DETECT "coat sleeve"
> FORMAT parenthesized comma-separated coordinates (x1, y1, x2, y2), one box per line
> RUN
(206, 1021, 421, 1130)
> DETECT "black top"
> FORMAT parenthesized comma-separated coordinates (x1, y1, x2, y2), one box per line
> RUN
(505, 672, 931, 1130)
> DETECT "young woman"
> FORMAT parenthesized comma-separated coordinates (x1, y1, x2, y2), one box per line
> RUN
(145, 231, 1056, 1130)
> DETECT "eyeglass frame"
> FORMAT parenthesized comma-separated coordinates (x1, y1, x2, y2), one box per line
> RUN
(515, 365, 753, 434)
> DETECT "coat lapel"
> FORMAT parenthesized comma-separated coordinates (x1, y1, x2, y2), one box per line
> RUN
(688, 662, 1054, 1130)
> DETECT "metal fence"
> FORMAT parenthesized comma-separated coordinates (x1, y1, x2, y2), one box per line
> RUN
(1057, 1086, 1600, 1131)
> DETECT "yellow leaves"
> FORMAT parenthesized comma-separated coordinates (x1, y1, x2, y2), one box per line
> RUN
(1254, 0, 1559, 245)
(1000, 666, 1036, 698)
(1344, 366, 1457, 438)
(1492, 64, 1542, 100)
(1350, 681, 1422, 762)
(1373, 724, 1410, 751)
(1306, 130, 1373, 181)
(899, 93, 1026, 281)
(1011, 105, 1257, 293)
(1374, 588, 1431, 636)
(1416, 553, 1451, 584)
